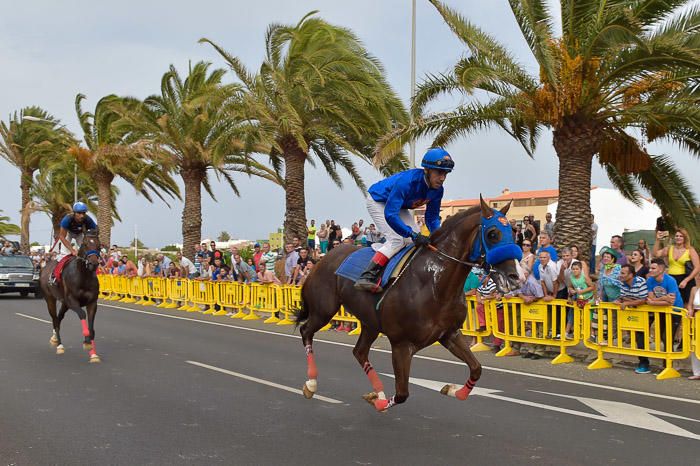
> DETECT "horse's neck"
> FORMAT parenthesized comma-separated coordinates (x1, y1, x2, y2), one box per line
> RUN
(430, 224, 478, 296)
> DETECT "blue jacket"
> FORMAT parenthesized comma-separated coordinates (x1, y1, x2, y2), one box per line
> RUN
(60, 214, 97, 235)
(368, 168, 443, 238)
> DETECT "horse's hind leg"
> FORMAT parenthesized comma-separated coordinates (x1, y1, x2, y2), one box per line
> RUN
(352, 326, 386, 404)
(375, 342, 413, 412)
(299, 298, 339, 399)
(47, 296, 67, 354)
(439, 330, 482, 400)
(85, 300, 100, 363)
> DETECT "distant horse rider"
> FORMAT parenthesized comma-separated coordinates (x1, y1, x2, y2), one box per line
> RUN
(49, 202, 97, 284)
(354, 148, 453, 292)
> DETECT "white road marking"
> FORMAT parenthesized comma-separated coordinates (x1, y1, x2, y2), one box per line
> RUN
(96, 303, 700, 405)
(389, 374, 700, 441)
(186, 360, 343, 404)
(15, 313, 51, 324)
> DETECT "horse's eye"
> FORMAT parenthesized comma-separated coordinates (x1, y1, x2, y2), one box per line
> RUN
(486, 228, 501, 244)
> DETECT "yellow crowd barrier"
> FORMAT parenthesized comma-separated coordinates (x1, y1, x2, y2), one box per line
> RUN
(461, 295, 492, 352)
(583, 303, 691, 380)
(96, 275, 700, 379)
(487, 298, 579, 364)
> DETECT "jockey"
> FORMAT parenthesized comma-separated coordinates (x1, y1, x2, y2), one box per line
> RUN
(56, 202, 97, 257)
(354, 148, 453, 292)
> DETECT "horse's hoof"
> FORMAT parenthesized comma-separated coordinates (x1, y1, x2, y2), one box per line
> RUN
(440, 384, 452, 396)
(56, 345, 65, 355)
(373, 398, 389, 412)
(49, 337, 59, 347)
(89, 355, 101, 364)
(83, 343, 93, 351)
(362, 392, 378, 405)
(302, 383, 315, 399)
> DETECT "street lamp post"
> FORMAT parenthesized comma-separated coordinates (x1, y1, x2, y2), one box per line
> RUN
(22, 116, 77, 203)
(409, 0, 417, 167)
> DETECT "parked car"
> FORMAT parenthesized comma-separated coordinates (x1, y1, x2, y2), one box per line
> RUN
(0, 254, 40, 298)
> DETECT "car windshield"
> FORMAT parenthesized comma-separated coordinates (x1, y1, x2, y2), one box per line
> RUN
(0, 255, 33, 268)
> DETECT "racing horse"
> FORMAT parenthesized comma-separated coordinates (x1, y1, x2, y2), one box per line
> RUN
(40, 229, 101, 363)
(295, 197, 521, 411)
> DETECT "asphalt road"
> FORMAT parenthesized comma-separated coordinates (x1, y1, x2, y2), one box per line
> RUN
(0, 295, 698, 465)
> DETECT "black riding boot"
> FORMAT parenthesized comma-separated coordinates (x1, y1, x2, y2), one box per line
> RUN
(354, 261, 385, 293)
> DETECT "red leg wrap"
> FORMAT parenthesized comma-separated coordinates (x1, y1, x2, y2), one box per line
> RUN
(307, 353, 318, 379)
(89, 340, 97, 357)
(455, 378, 477, 401)
(80, 320, 90, 338)
(363, 362, 384, 392)
(371, 252, 389, 267)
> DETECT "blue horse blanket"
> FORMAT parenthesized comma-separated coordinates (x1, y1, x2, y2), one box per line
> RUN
(335, 245, 414, 288)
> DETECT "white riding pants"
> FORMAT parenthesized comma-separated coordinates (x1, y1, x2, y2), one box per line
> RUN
(50, 232, 83, 261)
(366, 196, 417, 260)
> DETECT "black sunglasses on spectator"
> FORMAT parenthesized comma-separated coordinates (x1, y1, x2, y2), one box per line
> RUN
(523, 243, 532, 247)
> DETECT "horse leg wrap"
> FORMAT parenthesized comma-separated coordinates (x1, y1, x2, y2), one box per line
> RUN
(306, 347, 318, 379)
(80, 319, 90, 338)
(374, 396, 395, 412)
(363, 362, 384, 393)
(89, 340, 97, 358)
(455, 378, 477, 401)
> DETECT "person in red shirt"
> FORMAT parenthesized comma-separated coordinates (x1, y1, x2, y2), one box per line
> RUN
(252, 243, 263, 270)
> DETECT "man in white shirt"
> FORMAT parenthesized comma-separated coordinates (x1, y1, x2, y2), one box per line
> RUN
(539, 250, 566, 339)
(176, 251, 197, 278)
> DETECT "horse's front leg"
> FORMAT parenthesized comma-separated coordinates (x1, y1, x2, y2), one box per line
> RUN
(352, 325, 385, 404)
(375, 342, 413, 412)
(66, 297, 94, 362)
(48, 297, 68, 355)
(86, 300, 100, 363)
(439, 330, 481, 400)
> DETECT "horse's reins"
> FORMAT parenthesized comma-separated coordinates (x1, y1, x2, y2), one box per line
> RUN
(425, 244, 482, 268)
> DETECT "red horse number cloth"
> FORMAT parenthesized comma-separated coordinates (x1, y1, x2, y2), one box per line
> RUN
(53, 255, 74, 283)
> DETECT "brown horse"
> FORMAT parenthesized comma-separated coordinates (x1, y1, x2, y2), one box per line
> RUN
(40, 229, 102, 363)
(295, 198, 521, 411)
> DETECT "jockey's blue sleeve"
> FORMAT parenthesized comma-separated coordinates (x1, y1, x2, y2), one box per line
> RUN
(425, 196, 443, 233)
(59, 215, 72, 230)
(383, 182, 414, 238)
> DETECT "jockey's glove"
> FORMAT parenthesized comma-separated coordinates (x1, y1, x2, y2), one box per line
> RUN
(411, 231, 431, 247)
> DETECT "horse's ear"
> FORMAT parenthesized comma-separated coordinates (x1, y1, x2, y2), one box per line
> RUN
(479, 195, 492, 219)
(500, 200, 512, 216)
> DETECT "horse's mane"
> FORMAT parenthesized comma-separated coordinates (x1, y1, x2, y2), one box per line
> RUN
(430, 204, 481, 243)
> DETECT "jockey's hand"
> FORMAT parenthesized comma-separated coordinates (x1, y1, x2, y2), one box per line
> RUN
(411, 232, 431, 247)
(71, 249, 78, 256)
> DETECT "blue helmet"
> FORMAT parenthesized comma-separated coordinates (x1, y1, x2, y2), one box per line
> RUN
(72, 202, 88, 213)
(421, 147, 454, 172)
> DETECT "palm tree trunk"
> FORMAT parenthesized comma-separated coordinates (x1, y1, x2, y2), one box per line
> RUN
(282, 142, 308, 244)
(181, 168, 204, 260)
(19, 167, 33, 252)
(94, 169, 115, 248)
(552, 121, 599, 263)
(51, 210, 63, 241)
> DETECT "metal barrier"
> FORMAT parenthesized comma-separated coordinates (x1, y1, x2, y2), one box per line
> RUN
(327, 306, 360, 334)
(189, 280, 219, 314)
(695, 312, 699, 361)
(143, 277, 167, 306)
(277, 285, 301, 325)
(488, 298, 579, 364)
(218, 281, 248, 317)
(97, 274, 112, 299)
(247, 284, 282, 323)
(461, 295, 492, 352)
(583, 303, 691, 380)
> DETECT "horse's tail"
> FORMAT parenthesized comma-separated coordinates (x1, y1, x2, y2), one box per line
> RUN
(292, 288, 309, 329)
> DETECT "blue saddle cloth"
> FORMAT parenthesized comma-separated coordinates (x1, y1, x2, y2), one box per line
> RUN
(335, 245, 414, 288)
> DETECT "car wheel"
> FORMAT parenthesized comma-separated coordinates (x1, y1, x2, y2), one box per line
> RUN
(19, 291, 29, 298)
(34, 290, 43, 299)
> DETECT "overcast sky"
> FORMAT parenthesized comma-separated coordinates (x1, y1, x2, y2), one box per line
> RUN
(1, 1, 697, 247)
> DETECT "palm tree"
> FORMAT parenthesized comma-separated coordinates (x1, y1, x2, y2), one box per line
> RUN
(0, 210, 20, 237)
(201, 11, 409, 243)
(0, 107, 73, 251)
(379, 0, 700, 256)
(125, 61, 282, 259)
(31, 153, 105, 238)
(71, 93, 180, 247)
